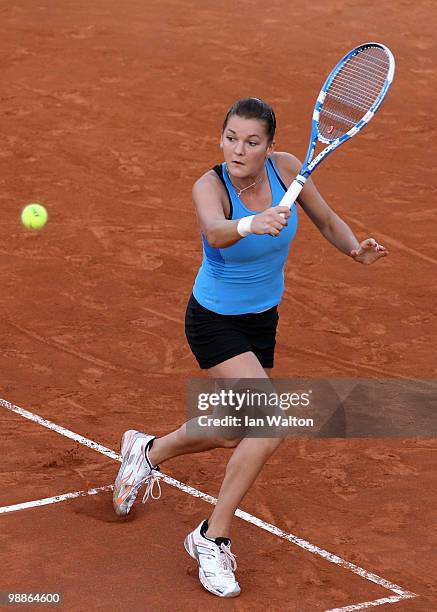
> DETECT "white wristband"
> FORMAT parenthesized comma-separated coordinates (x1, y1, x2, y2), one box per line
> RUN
(237, 215, 254, 237)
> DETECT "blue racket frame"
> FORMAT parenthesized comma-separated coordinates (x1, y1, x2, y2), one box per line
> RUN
(280, 42, 395, 209)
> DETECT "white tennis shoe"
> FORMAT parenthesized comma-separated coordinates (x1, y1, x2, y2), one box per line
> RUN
(184, 520, 241, 598)
(113, 429, 161, 516)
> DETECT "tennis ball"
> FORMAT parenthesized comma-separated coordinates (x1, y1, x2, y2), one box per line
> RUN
(21, 203, 48, 230)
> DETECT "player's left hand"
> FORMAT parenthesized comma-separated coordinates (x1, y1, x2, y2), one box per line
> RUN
(350, 238, 389, 264)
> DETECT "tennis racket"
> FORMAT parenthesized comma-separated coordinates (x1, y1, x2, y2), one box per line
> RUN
(279, 42, 395, 210)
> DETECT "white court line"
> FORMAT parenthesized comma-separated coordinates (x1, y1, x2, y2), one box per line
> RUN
(0, 485, 112, 514)
(325, 594, 414, 611)
(0, 398, 120, 461)
(0, 397, 418, 610)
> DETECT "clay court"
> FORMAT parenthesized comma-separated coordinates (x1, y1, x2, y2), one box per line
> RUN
(1, 0, 436, 610)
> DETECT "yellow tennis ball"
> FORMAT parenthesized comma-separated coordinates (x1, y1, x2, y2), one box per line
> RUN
(21, 203, 48, 230)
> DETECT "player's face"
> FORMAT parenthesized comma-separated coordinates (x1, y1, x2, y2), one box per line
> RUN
(221, 116, 274, 179)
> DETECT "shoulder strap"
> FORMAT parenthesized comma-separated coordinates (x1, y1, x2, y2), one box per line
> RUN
(213, 164, 233, 220)
(267, 158, 288, 192)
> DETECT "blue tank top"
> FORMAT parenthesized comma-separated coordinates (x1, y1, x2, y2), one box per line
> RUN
(193, 157, 298, 315)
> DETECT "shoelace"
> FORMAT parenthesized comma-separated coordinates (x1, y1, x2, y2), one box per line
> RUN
(219, 543, 237, 572)
(141, 471, 162, 504)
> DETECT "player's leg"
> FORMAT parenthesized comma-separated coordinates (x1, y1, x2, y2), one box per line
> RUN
(184, 432, 282, 598)
(206, 436, 282, 536)
(148, 351, 269, 465)
(203, 355, 282, 539)
(112, 351, 266, 517)
(183, 350, 282, 598)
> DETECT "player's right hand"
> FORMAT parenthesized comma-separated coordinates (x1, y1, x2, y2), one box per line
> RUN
(251, 206, 290, 237)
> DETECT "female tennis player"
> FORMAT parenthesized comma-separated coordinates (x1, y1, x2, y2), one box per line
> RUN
(113, 97, 388, 598)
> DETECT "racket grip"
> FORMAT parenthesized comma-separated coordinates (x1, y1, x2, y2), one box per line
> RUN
(279, 175, 307, 210)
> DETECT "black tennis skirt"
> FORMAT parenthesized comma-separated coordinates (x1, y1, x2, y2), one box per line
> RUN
(185, 294, 279, 370)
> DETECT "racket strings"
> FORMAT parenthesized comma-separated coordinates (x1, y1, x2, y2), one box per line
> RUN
(332, 67, 385, 99)
(319, 46, 390, 140)
(330, 66, 386, 108)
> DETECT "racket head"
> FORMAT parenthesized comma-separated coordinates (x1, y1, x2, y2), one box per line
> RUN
(315, 43, 395, 145)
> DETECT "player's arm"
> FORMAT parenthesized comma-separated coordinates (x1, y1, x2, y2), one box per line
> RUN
(192, 173, 289, 248)
(192, 174, 241, 248)
(273, 152, 388, 264)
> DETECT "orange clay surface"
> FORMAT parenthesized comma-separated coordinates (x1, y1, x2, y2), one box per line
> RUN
(0, 0, 436, 610)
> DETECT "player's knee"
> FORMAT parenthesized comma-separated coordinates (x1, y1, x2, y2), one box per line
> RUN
(216, 436, 242, 448)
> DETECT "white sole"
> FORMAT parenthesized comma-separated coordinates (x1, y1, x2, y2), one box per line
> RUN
(112, 431, 140, 516)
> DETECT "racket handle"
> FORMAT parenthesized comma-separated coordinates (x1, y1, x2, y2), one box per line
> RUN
(279, 175, 307, 210)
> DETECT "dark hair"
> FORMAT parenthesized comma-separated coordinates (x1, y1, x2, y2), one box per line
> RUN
(222, 97, 276, 143)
